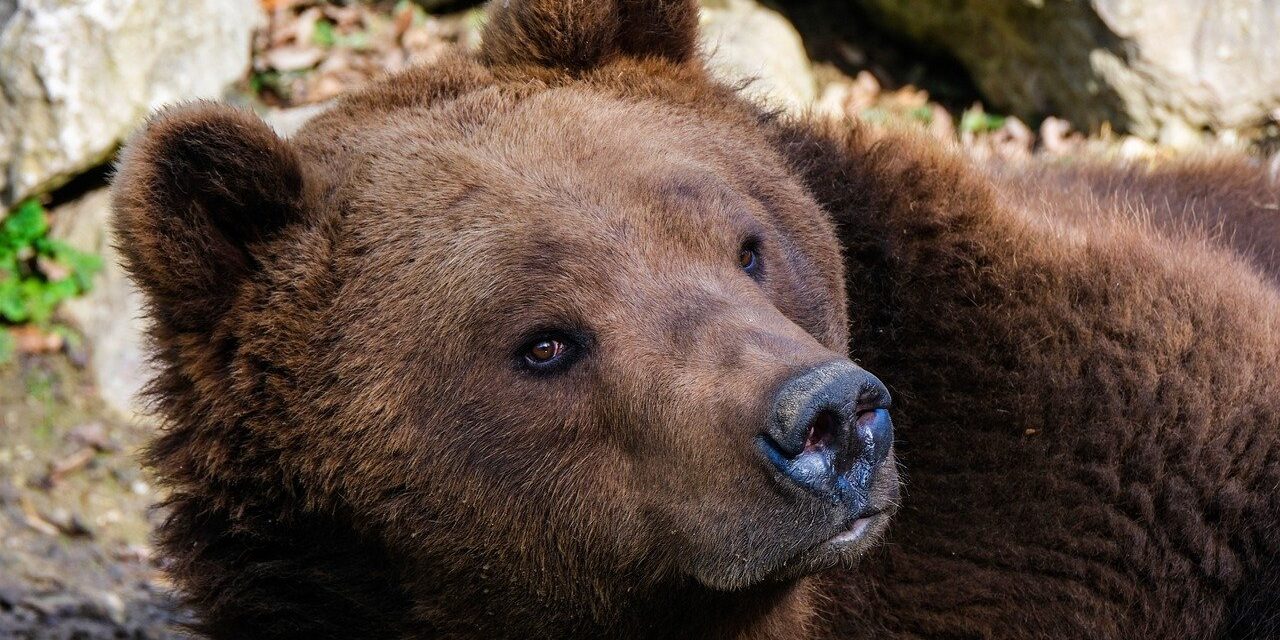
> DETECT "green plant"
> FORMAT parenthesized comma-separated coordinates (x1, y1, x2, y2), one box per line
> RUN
(0, 199, 101, 328)
(312, 18, 338, 47)
(959, 107, 1007, 135)
(908, 105, 934, 125)
(313, 16, 375, 52)
(250, 70, 285, 97)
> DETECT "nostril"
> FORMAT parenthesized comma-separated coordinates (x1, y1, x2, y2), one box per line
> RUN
(803, 410, 839, 453)
(761, 362, 895, 505)
(853, 408, 894, 466)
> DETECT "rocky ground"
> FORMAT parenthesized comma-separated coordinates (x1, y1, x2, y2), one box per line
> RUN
(1, 0, 1278, 637)
(0, 357, 183, 639)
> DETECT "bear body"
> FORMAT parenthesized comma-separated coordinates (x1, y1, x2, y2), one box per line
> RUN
(112, 0, 1280, 637)
(781, 121, 1280, 638)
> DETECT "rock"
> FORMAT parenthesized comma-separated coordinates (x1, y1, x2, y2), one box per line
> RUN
(48, 189, 151, 423)
(1157, 118, 1204, 151)
(700, 0, 817, 113)
(848, 0, 1280, 140)
(262, 102, 333, 139)
(0, 0, 262, 207)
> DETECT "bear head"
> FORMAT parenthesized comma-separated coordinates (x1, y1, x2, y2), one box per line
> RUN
(112, 0, 900, 636)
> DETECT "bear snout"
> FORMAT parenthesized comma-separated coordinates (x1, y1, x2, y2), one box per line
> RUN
(759, 360, 895, 517)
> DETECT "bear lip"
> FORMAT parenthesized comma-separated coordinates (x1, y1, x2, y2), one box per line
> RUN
(822, 509, 890, 549)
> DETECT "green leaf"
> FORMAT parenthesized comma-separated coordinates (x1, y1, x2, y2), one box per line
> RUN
(0, 197, 101, 329)
(3, 199, 50, 246)
(0, 278, 28, 323)
(250, 70, 284, 97)
(959, 108, 1006, 134)
(43, 239, 102, 291)
(312, 19, 337, 47)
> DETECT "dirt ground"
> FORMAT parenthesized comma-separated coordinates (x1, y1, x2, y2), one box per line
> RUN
(0, 355, 184, 639)
(3, 3, 1275, 639)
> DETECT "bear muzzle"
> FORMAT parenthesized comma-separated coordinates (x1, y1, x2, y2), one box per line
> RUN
(758, 360, 895, 534)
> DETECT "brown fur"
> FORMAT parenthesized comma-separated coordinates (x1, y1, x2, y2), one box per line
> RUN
(774, 121, 1280, 638)
(988, 155, 1280, 283)
(111, 0, 1280, 637)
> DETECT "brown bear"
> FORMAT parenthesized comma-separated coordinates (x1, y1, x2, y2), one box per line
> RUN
(111, 0, 1280, 638)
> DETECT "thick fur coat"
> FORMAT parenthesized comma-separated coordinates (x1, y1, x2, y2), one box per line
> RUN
(112, 0, 1280, 637)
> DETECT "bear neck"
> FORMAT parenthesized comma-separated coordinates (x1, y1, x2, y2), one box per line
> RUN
(619, 576, 817, 639)
(406, 564, 819, 638)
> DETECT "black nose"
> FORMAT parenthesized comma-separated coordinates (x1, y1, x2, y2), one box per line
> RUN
(759, 361, 893, 503)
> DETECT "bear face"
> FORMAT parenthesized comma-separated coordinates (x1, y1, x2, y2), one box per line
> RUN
(296, 87, 900, 589)
(112, 1, 899, 635)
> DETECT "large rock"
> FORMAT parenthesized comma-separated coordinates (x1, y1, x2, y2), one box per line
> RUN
(0, 0, 261, 207)
(49, 188, 150, 423)
(700, 0, 817, 113)
(849, 0, 1280, 141)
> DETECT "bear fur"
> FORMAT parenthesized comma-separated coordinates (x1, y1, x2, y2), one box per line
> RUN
(988, 156, 1280, 284)
(111, 0, 1280, 637)
(776, 121, 1280, 639)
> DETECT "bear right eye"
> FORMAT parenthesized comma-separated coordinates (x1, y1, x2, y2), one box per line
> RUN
(528, 339, 564, 364)
(518, 333, 580, 374)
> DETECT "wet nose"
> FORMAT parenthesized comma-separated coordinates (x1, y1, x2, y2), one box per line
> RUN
(759, 361, 893, 503)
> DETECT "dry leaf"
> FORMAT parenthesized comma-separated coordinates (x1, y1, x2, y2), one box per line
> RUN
(11, 325, 64, 355)
(265, 45, 326, 72)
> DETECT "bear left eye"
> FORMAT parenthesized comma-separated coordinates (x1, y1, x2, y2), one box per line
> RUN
(739, 242, 762, 278)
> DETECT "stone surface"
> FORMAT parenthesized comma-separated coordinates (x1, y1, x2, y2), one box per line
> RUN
(0, 0, 262, 207)
(850, 0, 1280, 140)
(49, 188, 150, 422)
(261, 102, 333, 139)
(700, 0, 817, 113)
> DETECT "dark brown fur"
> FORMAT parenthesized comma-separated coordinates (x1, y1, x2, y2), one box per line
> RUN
(774, 121, 1280, 638)
(112, 0, 1280, 637)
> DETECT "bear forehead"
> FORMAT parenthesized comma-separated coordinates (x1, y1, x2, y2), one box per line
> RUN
(328, 86, 777, 207)
(313, 87, 798, 318)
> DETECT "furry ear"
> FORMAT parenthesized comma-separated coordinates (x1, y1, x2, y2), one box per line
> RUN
(480, 0, 700, 70)
(112, 102, 306, 332)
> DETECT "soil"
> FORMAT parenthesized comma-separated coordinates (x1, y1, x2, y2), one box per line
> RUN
(0, 355, 184, 639)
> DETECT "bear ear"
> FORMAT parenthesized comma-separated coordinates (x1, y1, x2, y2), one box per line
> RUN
(480, 0, 700, 70)
(112, 102, 307, 331)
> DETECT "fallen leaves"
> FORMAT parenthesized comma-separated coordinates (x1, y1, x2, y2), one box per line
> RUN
(7, 325, 63, 356)
(251, 0, 482, 106)
(20, 495, 93, 538)
(815, 69, 1108, 162)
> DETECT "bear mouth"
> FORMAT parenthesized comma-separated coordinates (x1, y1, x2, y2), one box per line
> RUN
(760, 507, 895, 584)
(821, 509, 890, 549)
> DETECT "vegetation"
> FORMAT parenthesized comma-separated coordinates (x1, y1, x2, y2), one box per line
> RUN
(0, 199, 101, 362)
